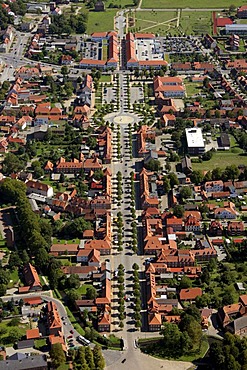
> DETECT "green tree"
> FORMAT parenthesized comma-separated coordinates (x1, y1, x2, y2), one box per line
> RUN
(2, 153, 25, 175)
(223, 165, 240, 182)
(160, 322, 183, 357)
(173, 205, 184, 218)
(85, 346, 95, 369)
(93, 344, 105, 370)
(179, 186, 192, 200)
(50, 343, 66, 368)
(8, 327, 22, 343)
(190, 170, 203, 185)
(179, 276, 192, 289)
(168, 173, 179, 188)
(86, 286, 97, 300)
(163, 176, 171, 193)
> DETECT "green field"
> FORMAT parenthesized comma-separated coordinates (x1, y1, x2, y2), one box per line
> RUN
(185, 81, 203, 97)
(129, 10, 212, 35)
(99, 75, 112, 83)
(193, 151, 247, 172)
(87, 10, 116, 34)
(105, 0, 134, 8)
(129, 10, 177, 33)
(180, 11, 212, 34)
(141, 0, 246, 9)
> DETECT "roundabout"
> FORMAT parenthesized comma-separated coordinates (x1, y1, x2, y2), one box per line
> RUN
(113, 115, 135, 125)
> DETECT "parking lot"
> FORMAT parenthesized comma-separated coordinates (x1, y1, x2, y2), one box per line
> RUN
(135, 39, 163, 61)
(81, 40, 101, 60)
(160, 36, 201, 54)
(130, 86, 144, 104)
(103, 86, 117, 104)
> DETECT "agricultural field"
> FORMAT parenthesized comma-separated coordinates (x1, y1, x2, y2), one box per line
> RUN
(141, 0, 246, 9)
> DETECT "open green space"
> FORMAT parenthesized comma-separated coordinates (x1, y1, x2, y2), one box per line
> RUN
(193, 151, 247, 171)
(7, 269, 19, 289)
(129, 10, 212, 35)
(99, 75, 112, 83)
(129, 10, 177, 33)
(178, 336, 209, 362)
(0, 319, 30, 346)
(87, 10, 116, 34)
(52, 238, 80, 244)
(76, 283, 93, 295)
(65, 306, 85, 336)
(141, 0, 246, 9)
(185, 81, 203, 97)
(179, 11, 212, 35)
(34, 338, 47, 350)
(105, 0, 135, 8)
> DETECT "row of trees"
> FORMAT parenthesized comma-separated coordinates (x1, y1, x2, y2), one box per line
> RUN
(190, 164, 240, 185)
(132, 263, 142, 329)
(50, 343, 105, 370)
(117, 264, 125, 329)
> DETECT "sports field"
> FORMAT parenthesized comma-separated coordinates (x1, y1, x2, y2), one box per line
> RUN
(141, 0, 246, 9)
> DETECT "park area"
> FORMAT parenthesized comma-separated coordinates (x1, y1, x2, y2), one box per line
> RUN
(141, 0, 246, 8)
(128, 10, 212, 35)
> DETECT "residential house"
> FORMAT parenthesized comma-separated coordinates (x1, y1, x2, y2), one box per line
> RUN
(154, 76, 185, 98)
(209, 220, 223, 236)
(46, 301, 62, 336)
(214, 206, 238, 219)
(180, 288, 202, 302)
(205, 180, 224, 193)
(227, 221, 245, 236)
(61, 265, 98, 280)
(19, 263, 42, 294)
(26, 180, 54, 198)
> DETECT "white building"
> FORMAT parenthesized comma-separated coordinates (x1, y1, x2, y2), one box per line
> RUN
(185, 127, 205, 155)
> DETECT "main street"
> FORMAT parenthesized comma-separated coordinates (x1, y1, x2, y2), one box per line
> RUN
(103, 42, 192, 368)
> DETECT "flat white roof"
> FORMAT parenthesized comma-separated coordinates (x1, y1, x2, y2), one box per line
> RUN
(226, 24, 247, 30)
(185, 127, 204, 148)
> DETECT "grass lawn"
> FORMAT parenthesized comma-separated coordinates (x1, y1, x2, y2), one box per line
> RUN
(179, 11, 212, 35)
(87, 10, 116, 34)
(8, 269, 19, 289)
(141, 0, 246, 8)
(99, 75, 112, 83)
(34, 338, 47, 350)
(52, 238, 80, 244)
(192, 151, 247, 172)
(178, 337, 209, 362)
(129, 10, 177, 33)
(105, 0, 134, 8)
(0, 319, 30, 346)
(129, 10, 212, 35)
(76, 283, 93, 295)
(57, 364, 70, 370)
(185, 81, 203, 97)
(65, 306, 85, 336)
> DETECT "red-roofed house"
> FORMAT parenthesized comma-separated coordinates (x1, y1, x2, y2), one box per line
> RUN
(180, 288, 202, 302)
(19, 263, 42, 294)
